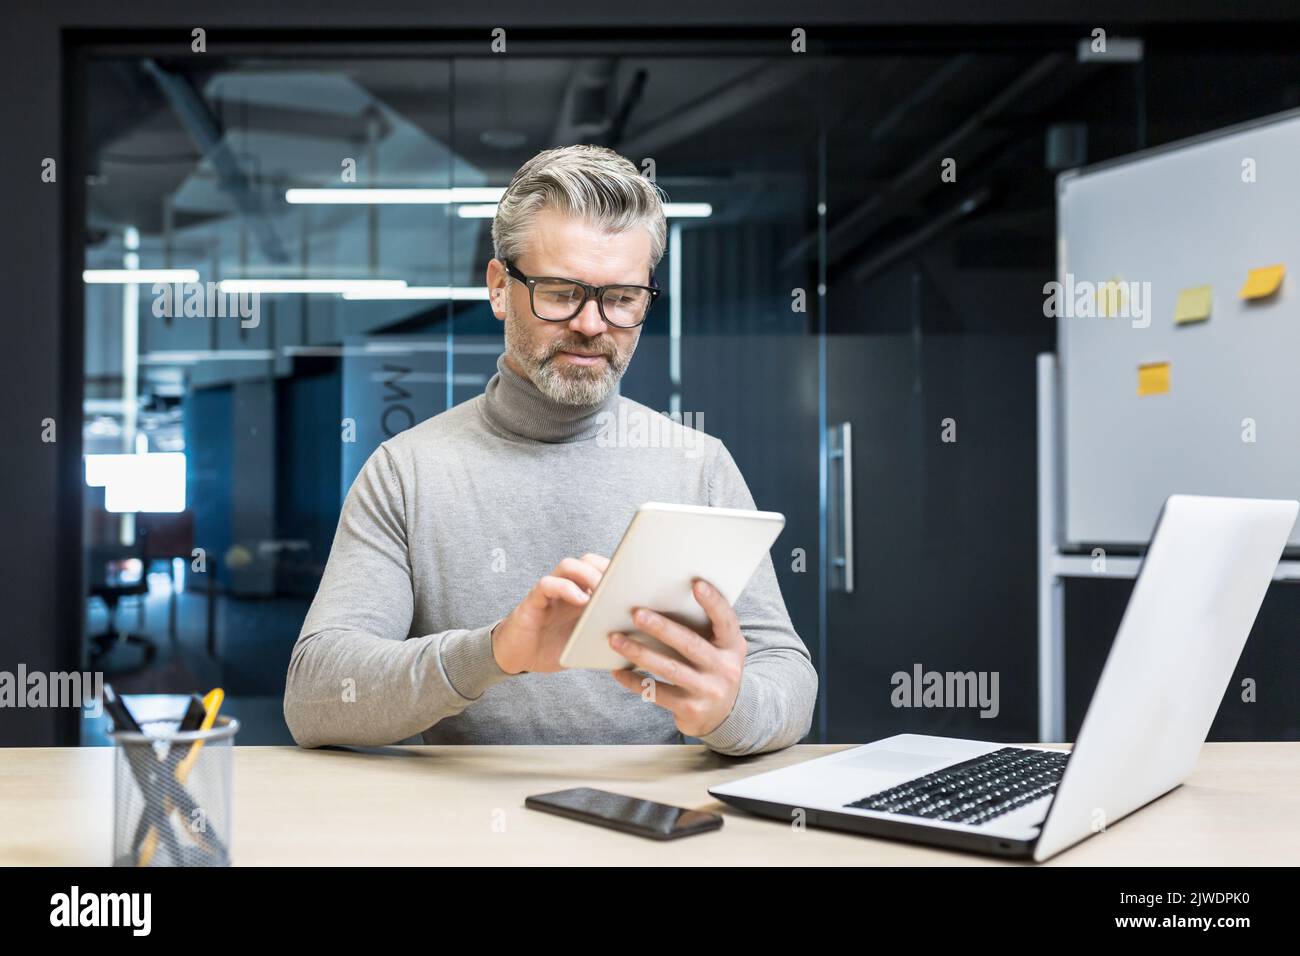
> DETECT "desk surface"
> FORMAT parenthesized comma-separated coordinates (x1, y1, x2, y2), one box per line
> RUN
(3, 742, 1296, 866)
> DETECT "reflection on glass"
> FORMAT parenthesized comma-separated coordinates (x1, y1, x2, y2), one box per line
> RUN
(80, 49, 819, 744)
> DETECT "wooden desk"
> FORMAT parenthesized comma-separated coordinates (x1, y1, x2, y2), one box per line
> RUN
(2, 743, 1296, 866)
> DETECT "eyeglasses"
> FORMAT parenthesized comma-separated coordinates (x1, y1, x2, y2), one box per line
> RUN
(501, 258, 661, 329)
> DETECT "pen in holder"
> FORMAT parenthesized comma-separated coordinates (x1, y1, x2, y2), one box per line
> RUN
(109, 715, 239, 867)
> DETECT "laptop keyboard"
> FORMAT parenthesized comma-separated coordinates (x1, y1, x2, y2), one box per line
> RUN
(844, 747, 1069, 826)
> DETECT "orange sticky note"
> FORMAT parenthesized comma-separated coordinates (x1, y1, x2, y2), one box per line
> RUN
(1173, 285, 1212, 324)
(1137, 361, 1170, 397)
(1239, 263, 1285, 300)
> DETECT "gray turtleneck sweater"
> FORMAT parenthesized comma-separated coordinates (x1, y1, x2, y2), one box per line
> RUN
(284, 353, 817, 756)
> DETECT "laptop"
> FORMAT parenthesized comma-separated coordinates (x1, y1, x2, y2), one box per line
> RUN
(709, 495, 1298, 861)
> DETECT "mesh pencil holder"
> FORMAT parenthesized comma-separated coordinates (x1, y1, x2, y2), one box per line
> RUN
(109, 715, 239, 867)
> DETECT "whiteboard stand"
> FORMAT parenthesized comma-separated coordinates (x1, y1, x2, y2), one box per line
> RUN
(1037, 352, 1065, 743)
(1036, 351, 1300, 743)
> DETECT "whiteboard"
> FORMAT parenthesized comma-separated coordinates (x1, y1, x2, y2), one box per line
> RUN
(1058, 108, 1300, 549)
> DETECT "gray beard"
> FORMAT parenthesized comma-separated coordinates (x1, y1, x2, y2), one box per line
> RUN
(503, 304, 633, 406)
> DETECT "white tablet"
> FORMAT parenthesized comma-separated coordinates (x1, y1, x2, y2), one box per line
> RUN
(559, 502, 785, 670)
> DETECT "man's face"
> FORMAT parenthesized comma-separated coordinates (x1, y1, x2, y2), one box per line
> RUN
(489, 208, 651, 406)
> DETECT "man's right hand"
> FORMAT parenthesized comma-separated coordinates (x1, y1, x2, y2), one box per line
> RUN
(491, 554, 609, 675)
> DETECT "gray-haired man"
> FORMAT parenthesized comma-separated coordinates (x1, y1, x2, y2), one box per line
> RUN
(284, 145, 817, 756)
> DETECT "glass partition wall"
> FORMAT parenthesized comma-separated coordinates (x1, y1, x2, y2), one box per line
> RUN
(79, 34, 1300, 745)
(79, 48, 824, 743)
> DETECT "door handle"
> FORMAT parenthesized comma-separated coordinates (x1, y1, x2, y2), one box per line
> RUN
(828, 421, 854, 593)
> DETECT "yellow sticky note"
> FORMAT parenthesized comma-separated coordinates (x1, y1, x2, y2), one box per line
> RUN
(1138, 362, 1170, 397)
(1173, 285, 1213, 325)
(1239, 263, 1285, 300)
(1098, 278, 1126, 318)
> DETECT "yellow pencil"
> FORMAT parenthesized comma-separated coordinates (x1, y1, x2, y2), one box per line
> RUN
(137, 688, 224, 866)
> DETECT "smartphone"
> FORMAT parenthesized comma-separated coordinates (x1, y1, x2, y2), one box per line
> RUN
(524, 787, 723, 840)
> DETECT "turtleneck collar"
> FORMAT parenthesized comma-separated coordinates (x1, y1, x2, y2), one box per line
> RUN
(480, 351, 621, 443)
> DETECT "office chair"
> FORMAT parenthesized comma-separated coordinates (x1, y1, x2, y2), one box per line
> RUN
(136, 510, 195, 644)
(87, 532, 157, 667)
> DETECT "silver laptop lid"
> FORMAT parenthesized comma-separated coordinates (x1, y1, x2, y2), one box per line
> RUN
(1034, 495, 1297, 861)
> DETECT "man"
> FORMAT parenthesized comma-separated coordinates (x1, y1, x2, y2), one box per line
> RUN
(284, 145, 816, 756)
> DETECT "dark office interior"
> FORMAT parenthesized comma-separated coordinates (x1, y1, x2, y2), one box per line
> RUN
(3, 4, 1299, 751)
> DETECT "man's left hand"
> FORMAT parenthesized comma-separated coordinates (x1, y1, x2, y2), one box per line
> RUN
(608, 578, 745, 737)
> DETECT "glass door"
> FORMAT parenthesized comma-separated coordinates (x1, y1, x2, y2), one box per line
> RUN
(819, 48, 1145, 743)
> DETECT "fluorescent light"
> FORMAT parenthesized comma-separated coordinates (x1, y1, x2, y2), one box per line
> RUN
(1076, 37, 1144, 63)
(84, 398, 141, 414)
(284, 187, 506, 205)
(456, 201, 713, 219)
(217, 279, 407, 294)
(85, 452, 186, 513)
(138, 350, 276, 364)
(341, 286, 490, 301)
(285, 189, 708, 217)
(663, 203, 712, 218)
(84, 269, 200, 284)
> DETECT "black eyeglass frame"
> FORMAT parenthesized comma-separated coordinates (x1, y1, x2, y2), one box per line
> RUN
(500, 258, 661, 328)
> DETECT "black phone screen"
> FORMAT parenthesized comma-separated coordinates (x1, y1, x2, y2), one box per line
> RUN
(525, 787, 723, 840)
